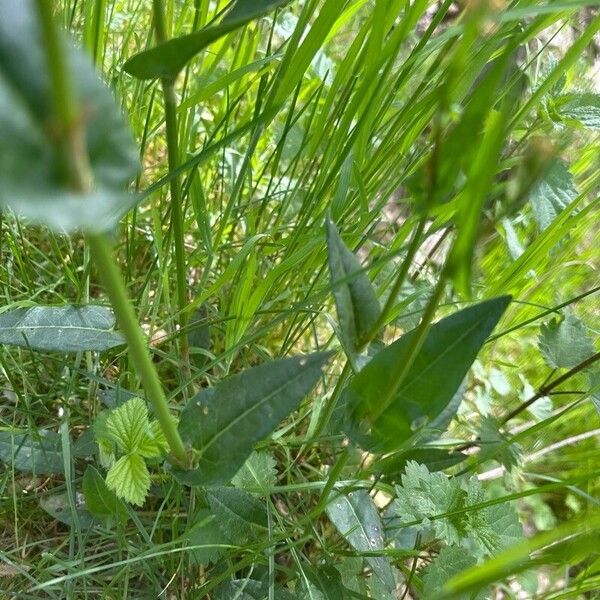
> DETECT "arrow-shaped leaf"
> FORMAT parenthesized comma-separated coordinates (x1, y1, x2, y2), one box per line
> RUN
(343, 296, 511, 452)
(176, 353, 330, 486)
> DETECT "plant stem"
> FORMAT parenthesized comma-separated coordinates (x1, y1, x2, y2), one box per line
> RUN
(87, 234, 188, 465)
(35, 1, 188, 466)
(501, 351, 600, 425)
(152, 0, 190, 373)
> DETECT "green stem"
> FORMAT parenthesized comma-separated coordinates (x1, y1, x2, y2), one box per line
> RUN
(87, 234, 188, 465)
(35, 2, 187, 466)
(152, 0, 190, 372)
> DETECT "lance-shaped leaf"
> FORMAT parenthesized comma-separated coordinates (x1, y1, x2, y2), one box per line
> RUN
(326, 217, 381, 360)
(326, 490, 395, 591)
(176, 353, 330, 486)
(123, 0, 291, 80)
(0, 0, 139, 232)
(0, 306, 124, 352)
(343, 296, 511, 453)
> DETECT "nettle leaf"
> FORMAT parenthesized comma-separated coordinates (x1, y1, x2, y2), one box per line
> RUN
(0, 430, 63, 474)
(326, 217, 381, 362)
(0, 306, 125, 352)
(124, 0, 291, 80)
(539, 312, 595, 369)
(105, 397, 167, 457)
(326, 490, 396, 591)
(556, 93, 600, 129)
(231, 450, 277, 495)
(478, 416, 521, 470)
(176, 353, 329, 486)
(0, 0, 139, 232)
(392, 462, 522, 559)
(529, 159, 578, 231)
(344, 297, 511, 453)
(422, 546, 487, 600)
(206, 486, 268, 545)
(82, 465, 128, 521)
(105, 453, 150, 507)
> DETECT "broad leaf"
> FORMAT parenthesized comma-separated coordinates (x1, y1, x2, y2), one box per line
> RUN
(123, 0, 291, 80)
(557, 93, 600, 129)
(304, 566, 350, 600)
(83, 465, 128, 521)
(0, 306, 124, 352)
(539, 312, 595, 369)
(177, 353, 329, 486)
(326, 217, 381, 362)
(343, 297, 511, 452)
(206, 487, 268, 545)
(105, 453, 150, 506)
(186, 509, 229, 566)
(529, 159, 578, 231)
(39, 493, 94, 528)
(326, 490, 395, 591)
(0, 0, 139, 232)
(0, 430, 63, 474)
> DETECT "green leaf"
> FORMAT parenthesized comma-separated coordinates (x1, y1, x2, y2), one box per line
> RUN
(326, 217, 381, 361)
(539, 312, 595, 369)
(529, 159, 578, 231)
(105, 453, 150, 506)
(206, 487, 268, 545)
(422, 547, 486, 600)
(589, 371, 600, 416)
(303, 565, 350, 600)
(214, 580, 268, 600)
(0, 430, 63, 474)
(232, 451, 277, 495)
(478, 416, 521, 470)
(186, 509, 229, 566)
(392, 462, 522, 559)
(557, 93, 600, 129)
(82, 465, 128, 521)
(326, 490, 395, 590)
(177, 353, 329, 486)
(0, 0, 139, 232)
(373, 448, 466, 482)
(392, 461, 466, 546)
(39, 493, 95, 529)
(343, 297, 511, 453)
(123, 0, 291, 80)
(0, 306, 125, 352)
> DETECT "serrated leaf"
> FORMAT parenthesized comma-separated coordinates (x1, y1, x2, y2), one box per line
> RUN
(478, 416, 521, 470)
(123, 0, 291, 80)
(539, 313, 595, 369)
(0, 430, 63, 474)
(422, 546, 487, 600)
(326, 217, 381, 361)
(83, 465, 128, 521)
(557, 93, 600, 129)
(343, 297, 511, 453)
(232, 451, 277, 495)
(393, 461, 466, 545)
(105, 453, 150, 506)
(206, 487, 268, 545)
(176, 353, 329, 486)
(326, 490, 395, 590)
(0, 306, 124, 351)
(529, 159, 578, 231)
(0, 0, 139, 232)
(105, 397, 150, 454)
